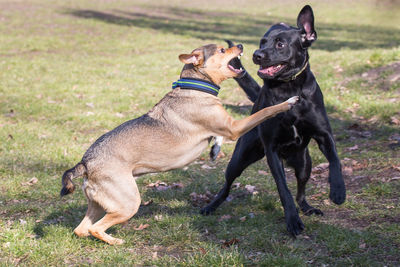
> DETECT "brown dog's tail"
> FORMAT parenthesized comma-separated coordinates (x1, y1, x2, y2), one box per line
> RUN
(60, 162, 86, 197)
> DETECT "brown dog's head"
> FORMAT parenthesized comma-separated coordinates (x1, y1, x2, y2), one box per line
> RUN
(179, 44, 244, 85)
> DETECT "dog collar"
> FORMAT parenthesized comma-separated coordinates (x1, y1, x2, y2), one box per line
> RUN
(282, 61, 308, 82)
(172, 78, 220, 96)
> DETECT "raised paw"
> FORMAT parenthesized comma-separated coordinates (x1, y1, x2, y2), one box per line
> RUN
(286, 96, 300, 108)
(285, 213, 305, 236)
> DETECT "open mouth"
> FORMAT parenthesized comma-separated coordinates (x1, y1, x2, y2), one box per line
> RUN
(258, 64, 286, 76)
(227, 52, 244, 74)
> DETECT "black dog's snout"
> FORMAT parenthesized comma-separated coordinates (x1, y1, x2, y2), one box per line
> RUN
(236, 44, 243, 51)
(253, 49, 265, 64)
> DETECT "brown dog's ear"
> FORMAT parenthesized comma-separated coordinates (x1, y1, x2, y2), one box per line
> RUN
(179, 49, 204, 66)
(297, 5, 317, 47)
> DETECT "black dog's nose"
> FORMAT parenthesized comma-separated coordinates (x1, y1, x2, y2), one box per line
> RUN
(236, 44, 243, 51)
(253, 49, 265, 63)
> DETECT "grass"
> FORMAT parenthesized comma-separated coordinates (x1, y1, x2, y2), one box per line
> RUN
(1, 0, 399, 266)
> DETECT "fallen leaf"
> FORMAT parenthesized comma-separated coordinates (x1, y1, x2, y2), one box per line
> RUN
(258, 170, 268, 176)
(199, 247, 207, 255)
(245, 185, 256, 193)
(346, 144, 359, 151)
(134, 223, 150, 231)
(189, 191, 213, 206)
(154, 215, 163, 221)
(392, 165, 400, 172)
(85, 102, 94, 108)
(222, 238, 240, 248)
(343, 166, 353, 176)
(232, 182, 241, 189)
(323, 199, 331, 206)
(390, 116, 400, 125)
(218, 215, 232, 222)
(313, 162, 329, 172)
(141, 200, 153, 206)
(22, 177, 38, 186)
(201, 164, 216, 170)
(156, 185, 170, 191)
(171, 182, 184, 189)
(359, 241, 366, 249)
(239, 216, 246, 222)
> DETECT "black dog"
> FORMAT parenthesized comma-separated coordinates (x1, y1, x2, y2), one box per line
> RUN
(201, 5, 346, 236)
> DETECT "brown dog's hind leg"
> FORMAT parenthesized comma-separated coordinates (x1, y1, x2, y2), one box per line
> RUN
(74, 200, 104, 237)
(87, 172, 141, 245)
(89, 211, 134, 245)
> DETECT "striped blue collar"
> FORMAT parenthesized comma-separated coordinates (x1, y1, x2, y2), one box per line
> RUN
(172, 78, 220, 96)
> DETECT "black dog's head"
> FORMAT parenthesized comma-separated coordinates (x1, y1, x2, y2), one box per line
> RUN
(254, 5, 317, 81)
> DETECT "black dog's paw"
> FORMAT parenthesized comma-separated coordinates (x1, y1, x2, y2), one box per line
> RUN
(286, 214, 305, 236)
(225, 39, 235, 48)
(200, 206, 216, 215)
(304, 207, 324, 216)
(329, 181, 346, 205)
(299, 201, 324, 216)
(210, 144, 221, 161)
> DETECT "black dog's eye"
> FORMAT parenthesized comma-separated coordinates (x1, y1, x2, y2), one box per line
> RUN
(220, 48, 225, 53)
(276, 41, 285, 49)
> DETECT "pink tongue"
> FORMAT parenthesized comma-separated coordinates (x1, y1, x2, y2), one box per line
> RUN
(259, 65, 282, 76)
(259, 66, 276, 76)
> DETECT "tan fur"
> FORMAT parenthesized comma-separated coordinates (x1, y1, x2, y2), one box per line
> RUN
(63, 44, 298, 245)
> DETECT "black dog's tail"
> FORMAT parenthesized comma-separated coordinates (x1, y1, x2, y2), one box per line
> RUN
(60, 162, 86, 197)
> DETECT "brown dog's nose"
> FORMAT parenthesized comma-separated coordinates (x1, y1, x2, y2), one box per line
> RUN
(236, 44, 243, 51)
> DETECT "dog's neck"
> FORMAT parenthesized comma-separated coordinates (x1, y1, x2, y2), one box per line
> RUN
(180, 64, 223, 86)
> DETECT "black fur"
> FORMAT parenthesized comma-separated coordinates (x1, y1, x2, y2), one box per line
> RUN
(201, 5, 346, 236)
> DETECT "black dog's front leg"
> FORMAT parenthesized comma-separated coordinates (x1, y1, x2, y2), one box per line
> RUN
(234, 72, 261, 103)
(265, 148, 304, 236)
(314, 132, 346, 205)
(226, 40, 261, 103)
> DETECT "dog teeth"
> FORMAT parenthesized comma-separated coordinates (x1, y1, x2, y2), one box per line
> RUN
(240, 52, 243, 56)
(237, 56, 241, 59)
(240, 67, 243, 71)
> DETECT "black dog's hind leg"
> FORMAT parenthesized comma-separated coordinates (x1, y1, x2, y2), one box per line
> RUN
(286, 147, 323, 216)
(265, 147, 304, 236)
(201, 128, 264, 215)
(314, 132, 346, 205)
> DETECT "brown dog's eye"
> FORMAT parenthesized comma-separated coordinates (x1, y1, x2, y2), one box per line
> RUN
(220, 48, 225, 53)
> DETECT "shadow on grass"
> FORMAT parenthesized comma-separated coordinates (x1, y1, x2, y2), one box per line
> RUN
(65, 6, 400, 51)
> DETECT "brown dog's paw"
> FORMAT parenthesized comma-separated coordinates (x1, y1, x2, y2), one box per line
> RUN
(286, 96, 300, 108)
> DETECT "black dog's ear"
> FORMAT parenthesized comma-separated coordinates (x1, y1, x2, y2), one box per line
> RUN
(297, 5, 317, 47)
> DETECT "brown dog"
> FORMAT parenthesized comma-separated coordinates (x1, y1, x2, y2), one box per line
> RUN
(60, 43, 299, 245)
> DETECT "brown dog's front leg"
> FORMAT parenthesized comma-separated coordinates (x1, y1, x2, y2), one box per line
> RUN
(225, 96, 299, 140)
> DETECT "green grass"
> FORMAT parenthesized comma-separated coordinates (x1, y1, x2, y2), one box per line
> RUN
(1, 0, 399, 265)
